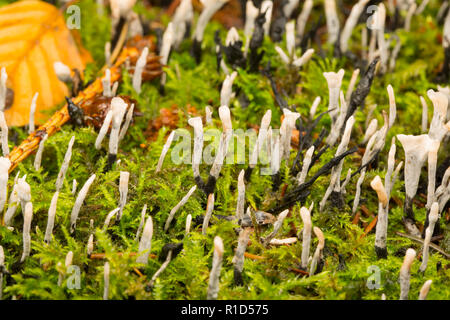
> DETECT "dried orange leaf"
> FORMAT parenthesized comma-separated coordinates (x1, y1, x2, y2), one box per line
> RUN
(0, 0, 92, 126)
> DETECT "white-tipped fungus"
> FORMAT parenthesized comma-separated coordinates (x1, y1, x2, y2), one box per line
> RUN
(300, 207, 312, 269)
(55, 136, 75, 192)
(202, 193, 215, 235)
(164, 185, 197, 232)
(419, 202, 440, 272)
(44, 191, 59, 244)
(136, 216, 153, 265)
(20, 202, 33, 262)
(132, 47, 149, 94)
(207, 236, 224, 300)
(70, 174, 96, 233)
(156, 131, 176, 173)
(399, 248, 416, 300)
(310, 226, 325, 276)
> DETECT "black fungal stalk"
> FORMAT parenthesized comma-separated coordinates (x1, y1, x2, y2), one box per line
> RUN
(248, 10, 267, 73)
(271, 147, 358, 212)
(345, 57, 380, 123)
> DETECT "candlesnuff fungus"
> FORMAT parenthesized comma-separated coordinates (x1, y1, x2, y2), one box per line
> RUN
(419, 202, 440, 272)
(427, 90, 450, 143)
(324, 0, 340, 44)
(346, 69, 360, 104)
(147, 250, 173, 290)
(202, 193, 215, 235)
(320, 116, 355, 211)
(103, 208, 120, 230)
(164, 185, 197, 232)
(207, 236, 224, 300)
(261, 0, 273, 36)
(205, 106, 233, 194)
(44, 191, 59, 244)
(399, 248, 416, 300)
(205, 106, 212, 124)
(70, 174, 96, 233)
(108, 97, 128, 166)
(0, 111, 8, 156)
(310, 226, 325, 276)
(326, 91, 349, 147)
(220, 71, 237, 107)
(156, 131, 175, 173)
(346, 57, 380, 122)
(404, 2, 417, 31)
(435, 166, 450, 213)
(136, 215, 153, 265)
(118, 103, 134, 142)
(249, 109, 271, 171)
(309, 96, 321, 120)
(132, 47, 148, 94)
(242, 2, 257, 57)
(262, 209, 289, 246)
(387, 85, 397, 128)
(297, 145, 314, 185)
(87, 233, 94, 257)
(185, 213, 192, 236)
(0, 157, 10, 213)
(3, 179, 19, 227)
(135, 204, 147, 241)
(28, 93, 38, 134)
(160, 22, 174, 80)
(20, 202, 33, 263)
(192, 0, 229, 63)
(95, 110, 112, 150)
(171, 0, 193, 49)
(53, 61, 72, 83)
(296, 0, 313, 43)
(236, 170, 245, 221)
(418, 280, 432, 300)
(426, 139, 440, 209)
(232, 227, 251, 286)
(56, 136, 75, 192)
(377, 4, 389, 74)
(340, 0, 370, 53)
(397, 134, 433, 221)
(102, 69, 112, 97)
(103, 261, 110, 300)
(362, 118, 378, 144)
(17, 176, 31, 216)
(280, 109, 300, 161)
(323, 69, 345, 126)
(118, 171, 129, 221)
(353, 111, 390, 214)
(188, 117, 203, 185)
(0, 245, 4, 300)
(34, 133, 48, 171)
(300, 207, 312, 270)
(58, 251, 73, 287)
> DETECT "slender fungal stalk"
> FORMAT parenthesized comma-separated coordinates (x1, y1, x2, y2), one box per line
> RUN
(419, 203, 440, 272)
(399, 248, 416, 300)
(70, 174, 96, 233)
(44, 191, 60, 244)
(20, 202, 33, 262)
(202, 193, 215, 235)
(136, 216, 153, 265)
(164, 185, 197, 232)
(207, 236, 224, 300)
(156, 131, 175, 172)
(300, 207, 312, 269)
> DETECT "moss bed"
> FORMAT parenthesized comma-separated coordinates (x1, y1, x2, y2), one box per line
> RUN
(0, 0, 449, 300)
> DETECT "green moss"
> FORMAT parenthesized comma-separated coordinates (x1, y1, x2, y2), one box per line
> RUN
(0, 0, 449, 300)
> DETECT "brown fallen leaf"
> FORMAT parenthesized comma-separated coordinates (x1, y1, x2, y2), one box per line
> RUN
(0, 0, 91, 126)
